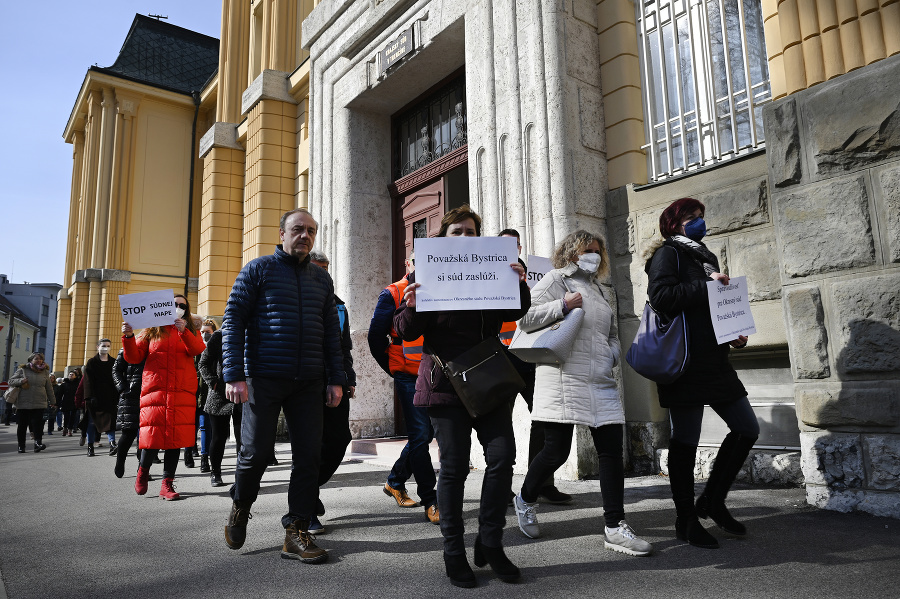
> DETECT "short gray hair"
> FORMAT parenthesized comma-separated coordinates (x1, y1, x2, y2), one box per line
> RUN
(309, 250, 329, 265)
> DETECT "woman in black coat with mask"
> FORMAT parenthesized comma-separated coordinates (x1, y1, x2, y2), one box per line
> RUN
(112, 348, 145, 479)
(643, 197, 759, 549)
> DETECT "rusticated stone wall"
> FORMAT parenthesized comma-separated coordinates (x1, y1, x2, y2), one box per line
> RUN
(764, 53, 900, 518)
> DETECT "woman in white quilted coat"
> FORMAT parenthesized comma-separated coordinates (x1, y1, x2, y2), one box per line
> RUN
(512, 230, 653, 557)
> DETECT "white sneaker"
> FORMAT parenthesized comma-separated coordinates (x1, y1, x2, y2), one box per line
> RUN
(604, 521, 653, 556)
(514, 494, 540, 539)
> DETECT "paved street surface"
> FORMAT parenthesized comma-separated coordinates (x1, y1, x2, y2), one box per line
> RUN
(1, 424, 898, 599)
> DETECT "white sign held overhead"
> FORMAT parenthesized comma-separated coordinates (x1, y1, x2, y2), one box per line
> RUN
(413, 237, 521, 312)
(525, 255, 552, 289)
(706, 276, 756, 345)
(118, 289, 178, 330)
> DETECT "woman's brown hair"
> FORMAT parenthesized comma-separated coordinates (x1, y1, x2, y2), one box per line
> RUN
(437, 204, 482, 237)
(140, 294, 197, 342)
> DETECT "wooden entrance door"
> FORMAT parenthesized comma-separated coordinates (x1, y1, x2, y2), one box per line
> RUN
(393, 178, 444, 280)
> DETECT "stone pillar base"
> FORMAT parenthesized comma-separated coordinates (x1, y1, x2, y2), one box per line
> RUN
(657, 447, 804, 487)
(626, 420, 670, 475)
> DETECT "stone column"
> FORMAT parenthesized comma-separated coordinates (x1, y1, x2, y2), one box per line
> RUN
(218, 0, 251, 124)
(54, 289, 72, 371)
(77, 93, 102, 270)
(764, 53, 900, 518)
(198, 126, 246, 317)
(66, 279, 89, 369)
(65, 131, 85, 281)
(99, 271, 131, 354)
(91, 87, 116, 268)
(83, 270, 103, 364)
(240, 70, 298, 262)
(106, 93, 140, 270)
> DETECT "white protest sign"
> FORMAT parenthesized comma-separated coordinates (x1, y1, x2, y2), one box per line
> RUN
(706, 276, 756, 344)
(118, 290, 177, 329)
(413, 236, 521, 312)
(525, 255, 553, 289)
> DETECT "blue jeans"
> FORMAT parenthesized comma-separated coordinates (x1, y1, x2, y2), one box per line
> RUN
(199, 413, 209, 455)
(230, 377, 324, 528)
(387, 373, 437, 508)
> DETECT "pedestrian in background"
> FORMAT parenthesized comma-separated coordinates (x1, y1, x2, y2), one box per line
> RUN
(123, 293, 206, 500)
(198, 321, 241, 488)
(644, 197, 758, 549)
(368, 249, 439, 526)
(46, 374, 59, 435)
(395, 205, 530, 588)
(9, 352, 56, 453)
(112, 348, 144, 479)
(513, 230, 653, 557)
(79, 340, 119, 457)
(59, 370, 79, 436)
(309, 250, 357, 534)
(197, 319, 218, 473)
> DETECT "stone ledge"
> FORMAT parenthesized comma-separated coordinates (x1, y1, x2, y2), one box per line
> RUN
(657, 448, 804, 486)
(100, 269, 131, 282)
(241, 70, 297, 116)
(199, 122, 243, 158)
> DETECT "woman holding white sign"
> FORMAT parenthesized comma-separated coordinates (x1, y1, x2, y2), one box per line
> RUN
(122, 294, 206, 500)
(512, 231, 653, 557)
(644, 198, 758, 549)
(394, 205, 530, 588)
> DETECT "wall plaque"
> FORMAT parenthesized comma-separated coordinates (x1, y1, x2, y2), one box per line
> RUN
(380, 26, 414, 75)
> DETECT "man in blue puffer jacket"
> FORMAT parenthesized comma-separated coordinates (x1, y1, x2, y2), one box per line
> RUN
(222, 208, 346, 564)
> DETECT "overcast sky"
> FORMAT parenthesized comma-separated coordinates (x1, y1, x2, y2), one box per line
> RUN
(0, 2, 221, 285)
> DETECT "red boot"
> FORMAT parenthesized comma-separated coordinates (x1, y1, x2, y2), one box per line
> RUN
(135, 466, 150, 496)
(159, 477, 181, 501)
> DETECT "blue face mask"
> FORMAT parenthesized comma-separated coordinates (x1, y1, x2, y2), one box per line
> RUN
(683, 217, 707, 241)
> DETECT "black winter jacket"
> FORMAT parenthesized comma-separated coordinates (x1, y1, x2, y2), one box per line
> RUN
(199, 330, 237, 417)
(113, 349, 144, 431)
(222, 245, 346, 386)
(645, 238, 746, 407)
(394, 271, 531, 409)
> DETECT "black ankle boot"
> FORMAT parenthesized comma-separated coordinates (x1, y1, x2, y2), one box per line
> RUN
(473, 534, 520, 582)
(696, 432, 757, 536)
(184, 450, 195, 468)
(211, 471, 225, 487)
(443, 552, 476, 588)
(199, 455, 210, 473)
(675, 515, 719, 549)
(668, 438, 719, 549)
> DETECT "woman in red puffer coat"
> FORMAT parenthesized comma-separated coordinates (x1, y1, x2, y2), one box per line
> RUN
(122, 293, 206, 500)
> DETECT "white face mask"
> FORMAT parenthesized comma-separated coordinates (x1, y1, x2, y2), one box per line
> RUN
(175, 307, 186, 319)
(576, 252, 601, 273)
(98, 344, 111, 355)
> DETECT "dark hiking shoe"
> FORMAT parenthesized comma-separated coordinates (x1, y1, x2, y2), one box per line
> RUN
(281, 520, 327, 564)
(225, 501, 253, 549)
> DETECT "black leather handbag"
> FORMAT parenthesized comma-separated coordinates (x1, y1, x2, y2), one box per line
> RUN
(429, 336, 525, 419)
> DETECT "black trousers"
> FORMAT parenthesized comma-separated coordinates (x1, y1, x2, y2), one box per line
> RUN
(521, 422, 625, 528)
(208, 410, 243, 473)
(318, 395, 352, 487)
(429, 403, 515, 555)
(140, 448, 180, 479)
(116, 428, 139, 465)
(62, 410, 78, 431)
(16, 408, 44, 447)
(669, 397, 760, 445)
(230, 377, 324, 528)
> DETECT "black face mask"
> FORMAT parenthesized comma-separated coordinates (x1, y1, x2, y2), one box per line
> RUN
(202, 333, 212, 343)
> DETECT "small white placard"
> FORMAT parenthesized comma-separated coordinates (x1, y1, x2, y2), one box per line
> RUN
(118, 290, 177, 329)
(706, 276, 756, 344)
(525, 255, 553, 289)
(413, 237, 521, 312)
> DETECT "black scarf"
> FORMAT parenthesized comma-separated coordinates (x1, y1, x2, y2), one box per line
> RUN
(667, 235, 720, 276)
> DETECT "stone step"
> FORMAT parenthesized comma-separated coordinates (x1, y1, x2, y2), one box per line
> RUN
(348, 437, 441, 470)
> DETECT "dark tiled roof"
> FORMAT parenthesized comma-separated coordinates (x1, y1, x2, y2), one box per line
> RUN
(91, 14, 219, 95)
(0, 295, 39, 329)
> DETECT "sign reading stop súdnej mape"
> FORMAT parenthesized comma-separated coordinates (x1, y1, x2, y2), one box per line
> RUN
(118, 289, 177, 330)
(414, 237, 521, 312)
(525, 254, 552, 289)
(706, 276, 757, 345)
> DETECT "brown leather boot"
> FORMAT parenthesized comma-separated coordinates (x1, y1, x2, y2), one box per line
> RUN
(383, 483, 418, 507)
(224, 500, 253, 550)
(282, 519, 328, 564)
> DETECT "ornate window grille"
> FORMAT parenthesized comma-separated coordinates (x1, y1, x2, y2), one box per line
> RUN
(637, 0, 771, 182)
(393, 75, 467, 180)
